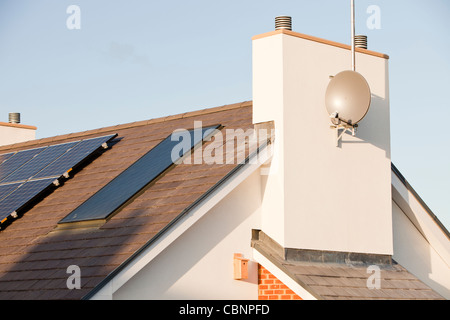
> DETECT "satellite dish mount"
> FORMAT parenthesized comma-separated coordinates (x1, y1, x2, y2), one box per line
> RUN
(325, 0, 371, 147)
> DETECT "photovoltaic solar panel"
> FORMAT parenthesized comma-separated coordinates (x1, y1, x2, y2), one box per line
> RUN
(59, 126, 220, 224)
(0, 178, 56, 223)
(0, 182, 23, 202)
(0, 152, 16, 165)
(0, 147, 47, 182)
(0, 133, 117, 228)
(1, 141, 81, 183)
(32, 135, 116, 180)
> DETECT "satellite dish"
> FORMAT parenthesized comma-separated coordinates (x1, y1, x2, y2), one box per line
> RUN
(325, 70, 371, 125)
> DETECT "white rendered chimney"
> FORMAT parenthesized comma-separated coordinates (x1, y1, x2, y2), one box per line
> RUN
(253, 21, 393, 255)
(0, 113, 37, 147)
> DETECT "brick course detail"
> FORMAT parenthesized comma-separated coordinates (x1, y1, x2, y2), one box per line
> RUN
(258, 265, 302, 300)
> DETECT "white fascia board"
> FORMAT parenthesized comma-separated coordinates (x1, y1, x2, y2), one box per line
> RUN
(252, 249, 317, 300)
(89, 147, 272, 300)
(391, 171, 450, 266)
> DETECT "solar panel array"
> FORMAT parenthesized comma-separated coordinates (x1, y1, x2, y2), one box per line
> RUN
(59, 126, 220, 224)
(0, 134, 117, 228)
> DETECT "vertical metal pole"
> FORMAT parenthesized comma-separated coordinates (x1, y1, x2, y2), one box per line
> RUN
(351, 0, 356, 71)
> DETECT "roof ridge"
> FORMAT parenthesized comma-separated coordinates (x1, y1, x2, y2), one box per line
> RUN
(0, 101, 252, 152)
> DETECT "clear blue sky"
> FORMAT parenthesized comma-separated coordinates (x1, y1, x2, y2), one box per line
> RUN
(0, 0, 449, 230)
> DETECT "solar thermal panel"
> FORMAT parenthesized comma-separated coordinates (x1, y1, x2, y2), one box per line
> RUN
(59, 126, 220, 223)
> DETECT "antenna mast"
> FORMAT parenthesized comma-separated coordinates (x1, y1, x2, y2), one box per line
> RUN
(351, 0, 356, 71)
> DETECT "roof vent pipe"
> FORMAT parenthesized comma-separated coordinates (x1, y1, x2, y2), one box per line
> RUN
(8, 113, 20, 124)
(354, 35, 368, 49)
(275, 16, 292, 31)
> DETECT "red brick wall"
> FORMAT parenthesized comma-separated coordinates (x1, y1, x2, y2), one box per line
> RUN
(258, 264, 302, 300)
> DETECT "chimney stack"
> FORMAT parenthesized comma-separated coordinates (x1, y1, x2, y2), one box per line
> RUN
(252, 19, 392, 255)
(0, 113, 36, 147)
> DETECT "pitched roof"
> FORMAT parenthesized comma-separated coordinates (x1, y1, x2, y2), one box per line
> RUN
(0, 101, 253, 299)
(252, 230, 444, 300)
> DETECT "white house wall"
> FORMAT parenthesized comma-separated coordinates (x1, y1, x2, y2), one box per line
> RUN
(0, 125, 36, 147)
(392, 195, 450, 299)
(113, 169, 263, 300)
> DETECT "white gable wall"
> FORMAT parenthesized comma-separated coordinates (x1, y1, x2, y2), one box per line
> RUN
(392, 202, 450, 299)
(391, 172, 450, 299)
(112, 169, 263, 300)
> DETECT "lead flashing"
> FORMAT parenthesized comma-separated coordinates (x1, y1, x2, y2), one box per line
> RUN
(251, 230, 393, 267)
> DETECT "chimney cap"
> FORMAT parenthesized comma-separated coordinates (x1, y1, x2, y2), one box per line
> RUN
(8, 112, 20, 124)
(354, 35, 368, 49)
(275, 16, 292, 31)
